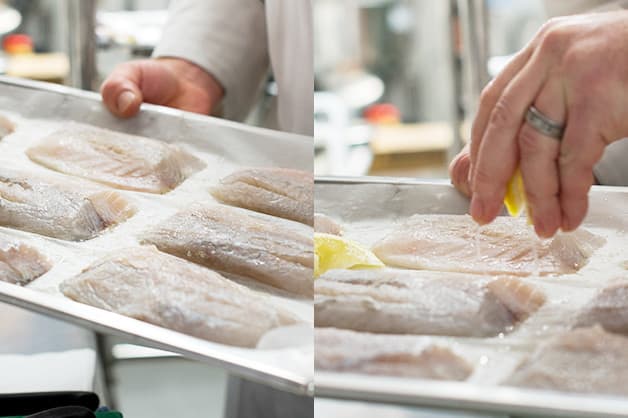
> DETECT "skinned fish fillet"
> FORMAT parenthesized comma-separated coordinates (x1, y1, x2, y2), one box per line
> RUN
(315, 269, 545, 337)
(575, 280, 628, 334)
(141, 204, 314, 297)
(0, 238, 50, 285)
(210, 167, 313, 225)
(60, 246, 300, 348)
(316, 328, 472, 380)
(373, 215, 605, 276)
(314, 213, 343, 235)
(505, 326, 628, 396)
(0, 168, 135, 241)
(27, 125, 205, 193)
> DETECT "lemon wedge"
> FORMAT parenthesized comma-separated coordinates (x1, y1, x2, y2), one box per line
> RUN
(314, 233, 384, 277)
(504, 168, 527, 217)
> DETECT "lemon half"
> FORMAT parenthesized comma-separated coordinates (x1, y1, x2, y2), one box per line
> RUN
(504, 169, 527, 217)
(314, 233, 384, 277)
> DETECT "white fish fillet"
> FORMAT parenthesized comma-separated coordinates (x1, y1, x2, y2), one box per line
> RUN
(314, 213, 343, 235)
(575, 280, 628, 334)
(316, 328, 472, 380)
(373, 215, 605, 276)
(141, 204, 314, 297)
(60, 246, 300, 348)
(505, 326, 628, 395)
(27, 125, 205, 193)
(210, 167, 313, 225)
(0, 237, 50, 285)
(0, 169, 135, 241)
(315, 269, 545, 337)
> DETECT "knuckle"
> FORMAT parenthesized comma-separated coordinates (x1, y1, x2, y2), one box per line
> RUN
(538, 27, 569, 57)
(488, 97, 516, 129)
(479, 84, 498, 108)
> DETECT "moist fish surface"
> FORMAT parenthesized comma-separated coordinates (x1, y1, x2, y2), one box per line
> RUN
(314, 213, 343, 235)
(505, 326, 628, 396)
(373, 215, 605, 276)
(27, 125, 205, 193)
(316, 328, 472, 380)
(0, 237, 50, 285)
(315, 269, 545, 337)
(141, 204, 314, 297)
(60, 246, 301, 348)
(210, 167, 313, 225)
(0, 168, 135, 241)
(575, 280, 628, 334)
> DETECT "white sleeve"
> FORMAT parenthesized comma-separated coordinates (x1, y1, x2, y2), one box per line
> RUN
(153, 0, 270, 122)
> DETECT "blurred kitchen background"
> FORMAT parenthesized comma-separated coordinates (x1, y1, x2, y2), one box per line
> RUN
(314, 0, 546, 178)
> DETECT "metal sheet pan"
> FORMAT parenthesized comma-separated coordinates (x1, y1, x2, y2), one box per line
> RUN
(0, 76, 313, 396)
(314, 176, 628, 416)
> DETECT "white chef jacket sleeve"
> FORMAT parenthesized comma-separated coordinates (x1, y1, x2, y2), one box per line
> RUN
(153, 0, 270, 122)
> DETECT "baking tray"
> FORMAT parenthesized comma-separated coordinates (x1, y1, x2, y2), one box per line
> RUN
(315, 176, 628, 417)
(0, 76, 313, 396)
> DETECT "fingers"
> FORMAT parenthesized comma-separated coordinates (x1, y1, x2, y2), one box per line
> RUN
(470, 48, 533, 180)
(449, 144, 472, 197)
(100, 60, 180, 118)
(100, 61, 144, 118)
(518, 77, 564, 238)
(558, 101, 607, 231)
(470, 52, 549, 225)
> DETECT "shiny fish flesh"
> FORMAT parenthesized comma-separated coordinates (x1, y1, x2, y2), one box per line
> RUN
(505, 326, 628, 396)
(0, 169, 135, 241)
(141, 204, 314, 297)
(314, 213, 343, 235)
(0, 238, 50, 285)
(210, 167, 313, 225)
(60, 246, 300, 347)
(575, 280, 628, 334)
(373, 215, 605, 276)
(316, 328, 472, 380)
(27, 125, 205, 193)
(315, 269, 545, 337)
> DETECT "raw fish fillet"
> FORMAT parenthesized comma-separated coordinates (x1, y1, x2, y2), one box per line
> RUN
(0, 168, 135, 241)
(27, 125, 205, 193)
(316, 328, 472, 380)
(210, 167, 313, 225)
(0, 238, 50, 285)
(315, 269, 545, 337)
(575, 280, 628, 334)
(505, 326, 628, 395)
(373, 215, 605, 276)
(60, 246, 300, 347)
(314, 213, 343, 235)
(141, 204, 314, 297)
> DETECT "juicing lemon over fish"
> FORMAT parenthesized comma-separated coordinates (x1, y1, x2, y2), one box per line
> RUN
(314, 233, 384, 277)
(504, 168, 532, 222)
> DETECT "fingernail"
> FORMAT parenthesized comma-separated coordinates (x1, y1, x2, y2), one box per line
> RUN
(470, 196, 485, 223)
(117, 90, 136, 113)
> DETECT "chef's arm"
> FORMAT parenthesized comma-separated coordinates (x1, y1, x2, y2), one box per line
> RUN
(153, 0, 270, 121)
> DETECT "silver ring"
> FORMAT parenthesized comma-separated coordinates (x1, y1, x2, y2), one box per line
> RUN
(525, 105, 565, 140)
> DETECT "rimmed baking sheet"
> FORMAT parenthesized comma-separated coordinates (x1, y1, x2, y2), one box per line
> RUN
(0, 76, 313, 396)
(315, 176, 628, 416)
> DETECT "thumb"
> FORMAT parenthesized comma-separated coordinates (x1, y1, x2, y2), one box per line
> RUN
(100, 60, 179, 118)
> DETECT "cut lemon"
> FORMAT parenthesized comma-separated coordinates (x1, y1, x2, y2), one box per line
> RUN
(504, 168, 527, 217)
(314, 233, 384, 277)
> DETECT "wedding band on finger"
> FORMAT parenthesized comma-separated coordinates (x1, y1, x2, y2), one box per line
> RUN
(525, 105, 565, 140)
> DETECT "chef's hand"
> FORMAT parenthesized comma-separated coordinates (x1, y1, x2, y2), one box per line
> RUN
(449, 144, 472, 198)
(100, 57, 224, 118)
(468, 11, 628, 238)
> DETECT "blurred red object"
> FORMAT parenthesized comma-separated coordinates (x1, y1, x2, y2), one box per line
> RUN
(364, 103, 401, 124)
(3, 34, 33, 54)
